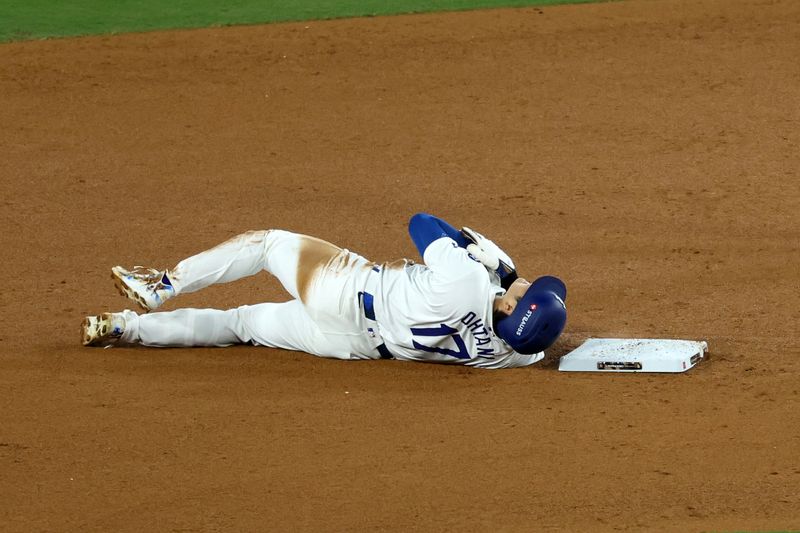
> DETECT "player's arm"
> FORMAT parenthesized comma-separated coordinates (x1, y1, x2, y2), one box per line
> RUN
(407, 212, 489, 284)
(407, 212, 469, 257)
(408, 213, 518, 289)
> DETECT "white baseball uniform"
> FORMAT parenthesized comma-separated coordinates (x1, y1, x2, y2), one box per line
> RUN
(118, 229, 544, 369)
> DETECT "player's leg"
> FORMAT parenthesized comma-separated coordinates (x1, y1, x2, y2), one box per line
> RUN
(91, 301, 351, 358)
(236, 299, 352, 358)
(116, 308, 250, 347)
(170, 230, 344, 302)
(113, 230, 344, 311)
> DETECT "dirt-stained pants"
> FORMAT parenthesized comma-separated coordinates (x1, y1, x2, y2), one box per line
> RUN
(119, 230, 379, 360)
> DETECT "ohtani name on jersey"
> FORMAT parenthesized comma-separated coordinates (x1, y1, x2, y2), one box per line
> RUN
(460, 312, 494, 356)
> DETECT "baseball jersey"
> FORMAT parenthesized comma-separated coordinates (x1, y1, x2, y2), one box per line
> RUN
(371, 237, 544, 369)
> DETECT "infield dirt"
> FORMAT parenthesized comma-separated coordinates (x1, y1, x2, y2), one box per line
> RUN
(1, 0, 799, 530)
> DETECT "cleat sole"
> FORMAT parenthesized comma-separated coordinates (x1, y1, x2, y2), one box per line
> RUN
(81, 316, 94, 346)
(111, 269, 153, 312)
(82, 313, 123, 347)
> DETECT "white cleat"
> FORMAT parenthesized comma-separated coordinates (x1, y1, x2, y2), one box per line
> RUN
(82, 313, 126, 347)
(111, 265, 175, 312)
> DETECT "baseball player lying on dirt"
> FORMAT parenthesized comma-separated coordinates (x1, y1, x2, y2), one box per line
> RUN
(82, 213, 567, 369)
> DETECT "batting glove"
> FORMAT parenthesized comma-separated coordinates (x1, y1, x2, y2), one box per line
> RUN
(461, 227, 518, 288)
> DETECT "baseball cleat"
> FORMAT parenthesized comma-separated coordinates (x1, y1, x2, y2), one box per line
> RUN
(111, 265, 175, 311)
(82, 313, 126, 347)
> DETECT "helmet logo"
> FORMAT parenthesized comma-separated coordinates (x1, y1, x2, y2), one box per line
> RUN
(530, 304, 537, 311)
(516, 309, 534, 336)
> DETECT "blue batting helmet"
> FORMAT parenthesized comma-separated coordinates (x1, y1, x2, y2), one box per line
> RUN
(496, 276, 567, 354)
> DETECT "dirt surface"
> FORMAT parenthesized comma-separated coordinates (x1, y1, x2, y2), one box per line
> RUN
(2, 0, 799, 530)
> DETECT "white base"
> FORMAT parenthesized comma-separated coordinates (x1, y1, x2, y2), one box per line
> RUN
(558, 338, 707, 373)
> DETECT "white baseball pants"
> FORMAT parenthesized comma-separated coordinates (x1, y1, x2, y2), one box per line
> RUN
(119, 230, 380, 360)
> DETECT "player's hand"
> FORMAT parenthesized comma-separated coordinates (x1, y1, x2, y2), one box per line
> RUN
(461, 227, 516, 270)
(467, 243, 500, 270)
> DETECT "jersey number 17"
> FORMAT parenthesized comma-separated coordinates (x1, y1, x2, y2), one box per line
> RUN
(411, 324, 470, 360)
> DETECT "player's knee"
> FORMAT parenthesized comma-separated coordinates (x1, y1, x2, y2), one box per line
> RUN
(228, 307, 255, 343)
(241, 229, 272, 242)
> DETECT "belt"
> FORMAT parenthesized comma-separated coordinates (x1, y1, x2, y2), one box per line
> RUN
(359, 268, 395, 360)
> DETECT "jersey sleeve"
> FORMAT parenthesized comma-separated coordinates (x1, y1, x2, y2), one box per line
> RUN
(407, 213, 469, 256)
(422, 236, 486, 282)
